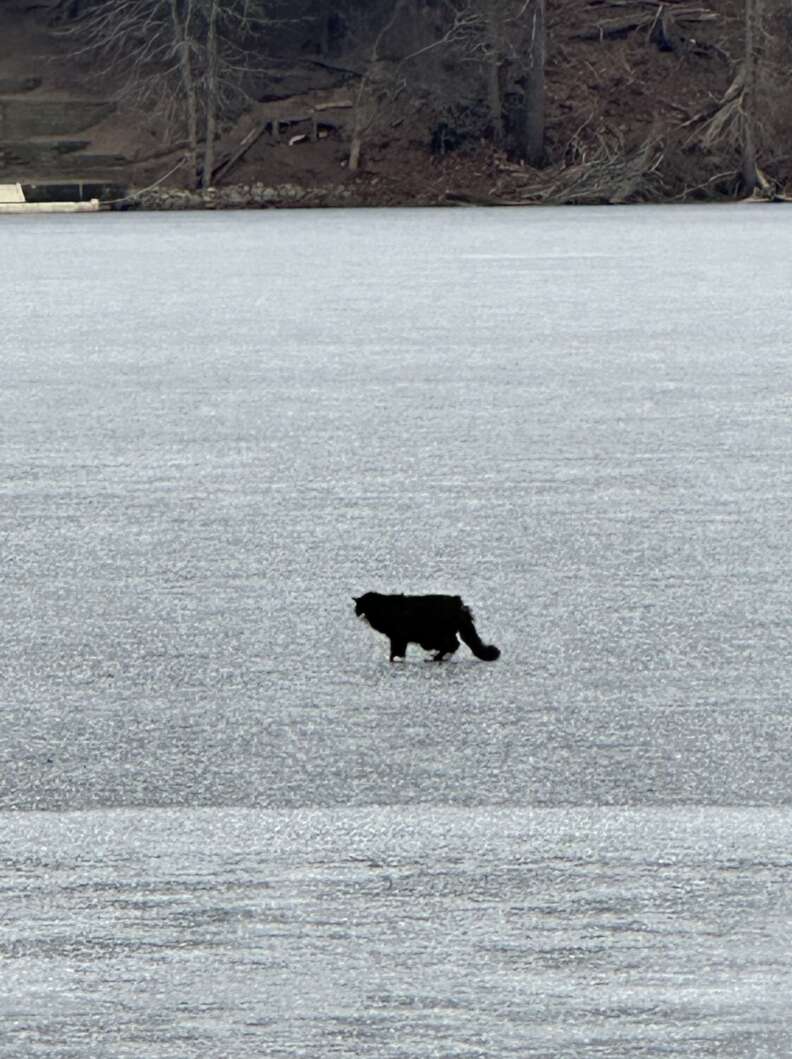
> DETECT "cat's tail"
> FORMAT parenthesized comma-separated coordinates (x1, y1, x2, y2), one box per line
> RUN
(458, 605, 500, 661)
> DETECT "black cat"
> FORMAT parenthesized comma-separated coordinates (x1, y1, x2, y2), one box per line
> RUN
(353, 592, 500, 662)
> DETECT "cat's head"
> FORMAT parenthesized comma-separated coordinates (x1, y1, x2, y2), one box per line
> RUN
(353, 593, 373, 617)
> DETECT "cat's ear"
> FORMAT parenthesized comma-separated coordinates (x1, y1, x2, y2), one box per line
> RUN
(352, 596, 360, 604)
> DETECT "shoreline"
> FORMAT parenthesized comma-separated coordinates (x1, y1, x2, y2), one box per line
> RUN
(114, 182, 788, 212)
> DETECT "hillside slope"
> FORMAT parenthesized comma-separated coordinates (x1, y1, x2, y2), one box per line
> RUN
(1, 0, 789, 205)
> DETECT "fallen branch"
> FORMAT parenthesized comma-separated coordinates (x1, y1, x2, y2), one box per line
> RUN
(672, 168, 738, 200)
(212, 122, 269, 183)
(682, 67, 745, 153)
(496, 132, 665, 204)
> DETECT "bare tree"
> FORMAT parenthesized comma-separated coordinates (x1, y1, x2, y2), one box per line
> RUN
(202, 0, 220, 186)
(447, 0, 545, 163)
(342, 0, 475, 171)
(681, 0, 788, 197)
(66, 0, 278, 188)
(171, 0, 201, 183)
(483, 0, 505, 146)
(519, 0, 545, 166)
(488, 0, 545, 164)
(346, 0, 407, 172)
(741, 0, 759, 192)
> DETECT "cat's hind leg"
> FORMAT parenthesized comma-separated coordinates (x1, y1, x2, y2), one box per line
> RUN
(432, 634, 460, 662)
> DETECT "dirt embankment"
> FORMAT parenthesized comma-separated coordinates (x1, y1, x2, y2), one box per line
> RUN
(2, 0, 790, 206)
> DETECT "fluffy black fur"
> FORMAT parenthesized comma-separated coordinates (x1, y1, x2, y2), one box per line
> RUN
(354, 592, 500, 662)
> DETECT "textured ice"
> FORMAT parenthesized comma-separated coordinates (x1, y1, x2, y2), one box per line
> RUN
(1, 206, 791, 1056)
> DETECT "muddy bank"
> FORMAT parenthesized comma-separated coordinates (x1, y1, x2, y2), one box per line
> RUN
(120, 171, 788, 212)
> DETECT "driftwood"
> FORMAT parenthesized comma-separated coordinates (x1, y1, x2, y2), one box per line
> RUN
(496, 133, 665, 205)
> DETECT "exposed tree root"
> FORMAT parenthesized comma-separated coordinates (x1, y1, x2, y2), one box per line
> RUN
(681, 65, 782, 199)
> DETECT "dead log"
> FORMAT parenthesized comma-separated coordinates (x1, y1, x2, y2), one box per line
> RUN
(212, 123, 269, 184)
(574, 3, 716, 42)
(574, 15, 649, 40)
(313, 100, 353, 112)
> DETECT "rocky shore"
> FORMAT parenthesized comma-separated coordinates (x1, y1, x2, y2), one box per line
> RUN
(120, 180, 415, 211)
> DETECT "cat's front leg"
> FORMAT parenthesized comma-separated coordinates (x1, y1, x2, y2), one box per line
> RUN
(389, 638, 407, 661)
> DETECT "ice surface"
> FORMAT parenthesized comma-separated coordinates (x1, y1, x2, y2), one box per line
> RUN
(2, 806, 792, 1057)
(1, 205, 791, 1055)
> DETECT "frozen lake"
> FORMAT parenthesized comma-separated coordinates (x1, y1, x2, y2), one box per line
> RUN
(1, 205, 791, 1056)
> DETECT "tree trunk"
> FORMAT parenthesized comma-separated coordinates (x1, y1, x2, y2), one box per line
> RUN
(741, 0, 758, 193)
(485, 0, 504, 146)
(172, 0, 199, 188)
(349, 75, 366, 171)
(513, 0, 545, 165)
(346, 0, 408, 172)
(349, 133, 362, 171)
(318, 0, 331, 56)
(525, 0, 545, 165)
(202, 0, 219, 189)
